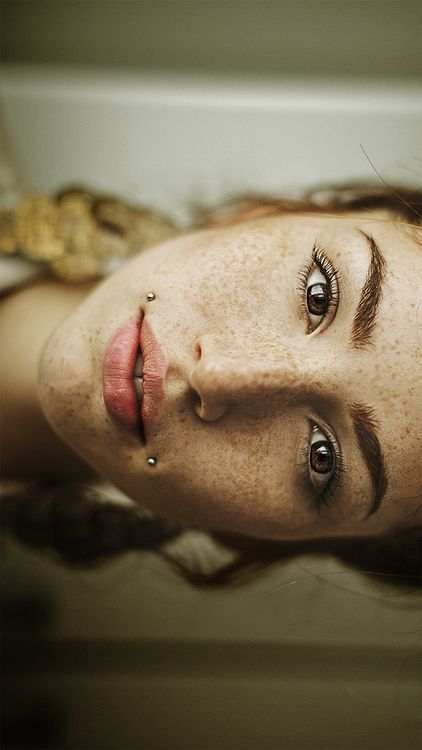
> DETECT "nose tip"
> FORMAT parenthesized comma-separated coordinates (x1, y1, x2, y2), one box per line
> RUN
(189, 332, 323, 424)
(189, 336, 233, 423)
(189, 355, 230, 422)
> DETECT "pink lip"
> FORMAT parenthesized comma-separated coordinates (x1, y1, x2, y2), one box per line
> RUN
(139, 317, 168, 440)
(103, 314, 168, 440)
(103, 317, 142, 434)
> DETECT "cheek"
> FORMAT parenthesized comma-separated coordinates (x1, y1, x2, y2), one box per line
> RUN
(130, 418, 301, 538)
(193, 236, 296, 331)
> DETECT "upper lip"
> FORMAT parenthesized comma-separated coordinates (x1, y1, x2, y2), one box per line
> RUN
(139, 316, 168, 441)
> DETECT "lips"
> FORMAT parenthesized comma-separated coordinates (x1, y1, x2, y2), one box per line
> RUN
(103, 314, 168, 440)
(139, 317, 168, 440)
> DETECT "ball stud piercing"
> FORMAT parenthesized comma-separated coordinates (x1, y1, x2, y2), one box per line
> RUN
(147, 457, 157, 467)
(146, 292, 156, 302)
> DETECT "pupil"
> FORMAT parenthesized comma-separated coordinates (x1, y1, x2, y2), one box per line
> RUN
(307, 283, 329, 316)
(310, 440, 333, 474)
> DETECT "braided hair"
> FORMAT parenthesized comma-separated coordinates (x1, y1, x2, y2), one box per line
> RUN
(2, 481, 421, 588)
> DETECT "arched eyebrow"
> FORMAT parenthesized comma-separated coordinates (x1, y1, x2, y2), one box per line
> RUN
(350, 233, 387, 349)
(349, 402, 388, 517)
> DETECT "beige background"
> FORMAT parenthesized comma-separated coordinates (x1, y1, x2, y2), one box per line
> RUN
(2, 0, 421, 79)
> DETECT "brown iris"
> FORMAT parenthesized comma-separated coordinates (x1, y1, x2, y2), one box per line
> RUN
(310, 440, 333, 474)
(307, 282, 329, 316)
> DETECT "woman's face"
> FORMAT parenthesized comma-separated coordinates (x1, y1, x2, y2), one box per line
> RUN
(39, 210, 422, 540)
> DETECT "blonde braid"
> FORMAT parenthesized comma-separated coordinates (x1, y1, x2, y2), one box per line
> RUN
(0, 185, 178, 283)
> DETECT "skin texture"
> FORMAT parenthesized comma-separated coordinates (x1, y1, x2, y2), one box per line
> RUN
(38, 210, 422, 541)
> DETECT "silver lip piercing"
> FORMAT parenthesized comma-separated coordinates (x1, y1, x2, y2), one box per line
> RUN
(147, 457, 157, 466)
(146, 292, 156, 301)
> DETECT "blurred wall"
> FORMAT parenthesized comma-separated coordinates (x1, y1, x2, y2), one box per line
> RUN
(2, 0, 421, 79)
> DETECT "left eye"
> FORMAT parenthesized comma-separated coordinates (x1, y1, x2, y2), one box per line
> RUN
(308, 425, 335, 490)
(306, 266, 330, 331)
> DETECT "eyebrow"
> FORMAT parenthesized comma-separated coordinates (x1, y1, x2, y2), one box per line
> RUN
(350, 233, 387, 349)
(348, 402, 388, 517)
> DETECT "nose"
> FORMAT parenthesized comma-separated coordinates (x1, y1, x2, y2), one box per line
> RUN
(189, 333, 309, 422)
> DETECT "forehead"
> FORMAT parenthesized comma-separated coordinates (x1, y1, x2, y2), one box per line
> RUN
(335, 215, 422, 530)
(394, 221, 422, 254)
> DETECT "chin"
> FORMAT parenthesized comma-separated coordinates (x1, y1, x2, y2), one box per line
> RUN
(38, 318, 96, 453)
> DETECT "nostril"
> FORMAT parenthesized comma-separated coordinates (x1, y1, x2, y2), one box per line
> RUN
(194, 340, 202, 361)
(191, 390, 228, 423)
(190, 388, 203, 416)
(195, 398, 205, 420)
(189, 336, 230, 422)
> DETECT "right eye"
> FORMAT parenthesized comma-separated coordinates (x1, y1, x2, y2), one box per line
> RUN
(306, 266, 330, 330)
(298, 245, 340, 333)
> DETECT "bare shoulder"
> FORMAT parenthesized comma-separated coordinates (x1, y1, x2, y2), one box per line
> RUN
(0, 277, 98, 481)
(1, 278, 96, 317)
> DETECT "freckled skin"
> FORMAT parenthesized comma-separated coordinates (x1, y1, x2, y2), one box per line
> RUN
(39, 211, 422, 541)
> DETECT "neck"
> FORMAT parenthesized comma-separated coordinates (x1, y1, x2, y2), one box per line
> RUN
(1, 278, 98, 482)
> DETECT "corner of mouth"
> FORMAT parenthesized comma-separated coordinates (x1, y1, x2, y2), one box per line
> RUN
(138, 418, 146, 446)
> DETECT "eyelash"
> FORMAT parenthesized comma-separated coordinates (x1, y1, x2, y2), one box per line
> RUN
(297, 244, 340, 332)
(295, 245, 344, 509)
(297, 423, 346, 513)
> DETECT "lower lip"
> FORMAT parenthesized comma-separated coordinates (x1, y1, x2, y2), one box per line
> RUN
(103, 317, 143, 434)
